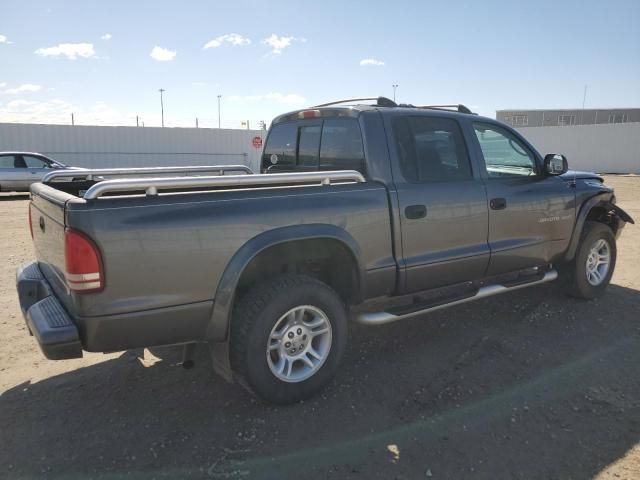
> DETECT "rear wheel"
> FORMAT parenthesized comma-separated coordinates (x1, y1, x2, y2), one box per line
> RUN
(230, 274, 348, 404)
(562, 221, 617, 299)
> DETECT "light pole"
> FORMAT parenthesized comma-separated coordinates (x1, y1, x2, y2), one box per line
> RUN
(159, 88, 166, 127)
(392, 84, 398, 103)
(217, 94, 222, 128)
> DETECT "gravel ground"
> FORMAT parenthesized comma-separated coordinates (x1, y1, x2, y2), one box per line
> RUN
(1, 176, 639, 480)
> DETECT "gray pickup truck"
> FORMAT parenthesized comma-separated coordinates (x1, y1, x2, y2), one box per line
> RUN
(17, 97, 634, 404)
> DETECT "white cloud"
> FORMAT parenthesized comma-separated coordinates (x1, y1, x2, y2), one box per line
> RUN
(101, 33, 112, 40)
(0, 82, 5, 88)
(0, 34, 13, 44)
(150, 46, 176, 61)
(359, 58, 385, 67)
(35, 43, 96, 60)
(0, 98, 75, 124)
(228, 92, 306, 105)
(0, 98, 141, 126)
(203, 33, 251, 49)
(261, 34, 306, 55)
(3, 83, 42, 94)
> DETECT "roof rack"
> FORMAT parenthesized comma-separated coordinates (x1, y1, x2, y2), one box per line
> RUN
(311, 97, 474, 114)
(42, 164, 253, 183)
(415, 104, 474, 114)
(313, 96, 397, 108)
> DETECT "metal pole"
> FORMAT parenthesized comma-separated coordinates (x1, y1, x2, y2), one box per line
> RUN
(217, 95, 222, 128)
(581, 85, 587, 125)
(159, 88, 166, 127)
(71, 113, 75, 125)
(196, 117, 199, 128)
(136, 115, 139, 127)
(392, 84, 398, 102)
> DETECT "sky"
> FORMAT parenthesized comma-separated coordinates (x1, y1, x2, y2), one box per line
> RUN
(1, 0, 639, 129)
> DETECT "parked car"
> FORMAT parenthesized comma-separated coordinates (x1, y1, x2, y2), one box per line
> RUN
(0, 152, 73, 192)
(16, 97, 634, 404)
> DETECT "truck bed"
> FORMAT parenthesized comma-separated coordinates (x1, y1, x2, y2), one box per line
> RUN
(27, 168, 396, 352)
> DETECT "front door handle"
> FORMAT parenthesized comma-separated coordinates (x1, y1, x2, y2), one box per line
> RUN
(490, 198, 507, 210)
(405, 204, 427, 219)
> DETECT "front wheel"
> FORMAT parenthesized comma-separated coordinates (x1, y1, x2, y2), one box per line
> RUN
(562, 221, 617, 299)
(230, 275, 348, 404)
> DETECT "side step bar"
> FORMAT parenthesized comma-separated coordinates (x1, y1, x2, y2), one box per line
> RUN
(356, 270, 558, 326)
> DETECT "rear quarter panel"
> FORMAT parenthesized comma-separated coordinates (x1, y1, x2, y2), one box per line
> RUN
(65, 183, 395, 318)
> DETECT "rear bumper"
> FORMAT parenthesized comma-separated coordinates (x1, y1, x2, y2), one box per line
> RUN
(16, 262, 83, 360)
(16, 261, 214, 357)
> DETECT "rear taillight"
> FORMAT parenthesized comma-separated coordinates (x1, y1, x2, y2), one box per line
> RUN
(28, 204, 34, 239)
(64, 229, 104, 293)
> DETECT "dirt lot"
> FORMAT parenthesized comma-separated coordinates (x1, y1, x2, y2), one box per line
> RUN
(1, 176, 639, 479)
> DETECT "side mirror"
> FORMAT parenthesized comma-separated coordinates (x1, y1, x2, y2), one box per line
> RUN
(543, 154, 568, 176)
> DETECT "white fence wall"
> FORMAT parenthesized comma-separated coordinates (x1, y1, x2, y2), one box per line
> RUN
(516, 123, 640, 173)
(0, 123, 265, 172)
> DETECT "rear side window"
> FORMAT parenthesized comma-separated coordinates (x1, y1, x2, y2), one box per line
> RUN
(393, 116, 472, 183)
(262, 118, 365, 173)
(319, 118, 365, 172)
(0, 155, 17, 168)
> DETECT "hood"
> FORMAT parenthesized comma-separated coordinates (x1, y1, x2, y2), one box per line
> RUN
(559, 170, 603, 182)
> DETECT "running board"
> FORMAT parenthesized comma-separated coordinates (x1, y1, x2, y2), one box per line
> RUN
(356, 270, 558, 325)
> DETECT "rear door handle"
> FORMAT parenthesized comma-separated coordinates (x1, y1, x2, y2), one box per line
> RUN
(405, 204, 427, 219)
(490, 198, 507, 210)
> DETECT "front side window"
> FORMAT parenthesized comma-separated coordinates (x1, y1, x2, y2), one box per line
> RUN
(473, 123, 537, 177)
(558, 114, 576, 126)
(512, 115, 528, 126)
(23, 155, 51, 168)
(393, 116, 472, 183)
(609, 113, 627, 124)
(0, 155, 17, 168)
(319, 118, 365, 172)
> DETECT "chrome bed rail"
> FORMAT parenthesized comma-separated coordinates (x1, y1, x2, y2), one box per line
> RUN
(42, 164, 253, 183)
(82, 170, 366, 200)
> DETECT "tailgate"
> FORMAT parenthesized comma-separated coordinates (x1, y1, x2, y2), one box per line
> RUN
(29, 183, 76, 314)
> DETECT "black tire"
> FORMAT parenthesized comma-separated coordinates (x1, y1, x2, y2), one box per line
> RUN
(230, 274, 348, 405)
(562, 221, 617, 299)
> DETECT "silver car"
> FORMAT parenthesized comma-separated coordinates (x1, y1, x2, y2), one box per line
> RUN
(0, 152, 72, 192)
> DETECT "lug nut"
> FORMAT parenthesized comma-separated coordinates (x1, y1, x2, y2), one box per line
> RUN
(285, 342, 291, 348)
(297, 328, 302, 335)
(290, 349, 296, 354)
(288, 332, 294, 339)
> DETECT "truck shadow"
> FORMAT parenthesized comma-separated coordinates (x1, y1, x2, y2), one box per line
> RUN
(1, 283, 639, 479)
(0, 193, 30, 201)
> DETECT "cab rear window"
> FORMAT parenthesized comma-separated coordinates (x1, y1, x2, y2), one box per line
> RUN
(262, 118, 365, 174)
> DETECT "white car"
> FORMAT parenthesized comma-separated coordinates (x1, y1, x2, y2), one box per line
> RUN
(0, 152, 73, 192)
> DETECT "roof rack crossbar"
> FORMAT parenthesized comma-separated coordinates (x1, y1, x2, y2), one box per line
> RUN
(416, 104, 474, 114)
(313, 96, 397, 108)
